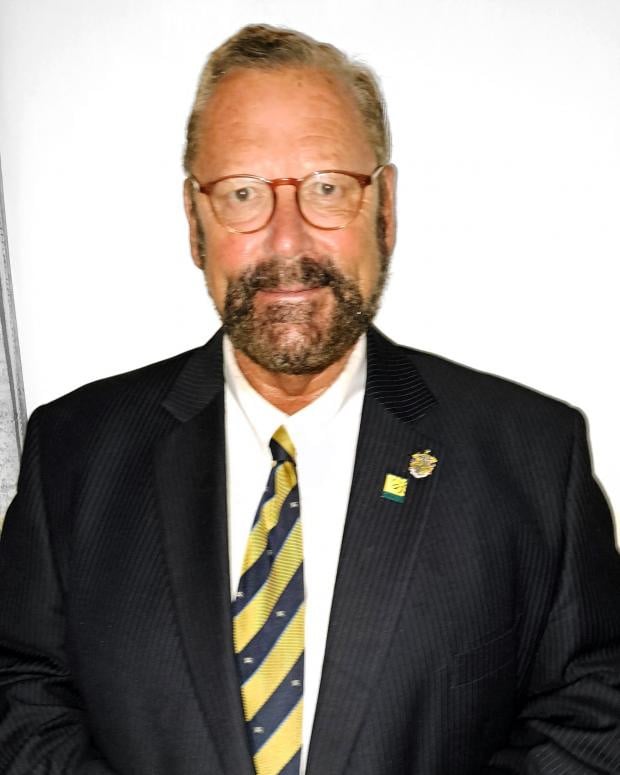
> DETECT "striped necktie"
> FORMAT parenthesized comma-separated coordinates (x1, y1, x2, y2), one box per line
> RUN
(233, 425, 304, 775)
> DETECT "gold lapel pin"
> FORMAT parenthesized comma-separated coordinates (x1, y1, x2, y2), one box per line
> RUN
(409, 450, 438, 479)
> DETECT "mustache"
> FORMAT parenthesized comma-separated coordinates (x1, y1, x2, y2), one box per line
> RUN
(235, 256, 344, 295)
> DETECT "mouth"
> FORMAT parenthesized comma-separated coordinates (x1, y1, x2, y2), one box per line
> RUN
(253, 287, 327, 313)
(256, 284, 325, 301)
(248, 259, 333, 305)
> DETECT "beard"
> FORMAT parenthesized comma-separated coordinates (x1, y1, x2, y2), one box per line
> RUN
(197, 200, 391, 375)
(221, 257, 380, 374)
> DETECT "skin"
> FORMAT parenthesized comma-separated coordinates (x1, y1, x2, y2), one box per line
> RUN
(184, 67, 396, 414)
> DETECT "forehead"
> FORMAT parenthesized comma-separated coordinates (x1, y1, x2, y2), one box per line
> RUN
(193, 67, 375, 176)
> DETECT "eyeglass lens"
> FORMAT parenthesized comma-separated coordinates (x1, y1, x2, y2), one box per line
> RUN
(209, 172, 364, 232)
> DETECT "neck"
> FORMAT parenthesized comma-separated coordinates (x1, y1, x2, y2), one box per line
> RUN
(233, 348, 354, 414)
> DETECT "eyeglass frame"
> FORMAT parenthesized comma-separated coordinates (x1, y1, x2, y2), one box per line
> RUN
(188, 165, 386, 234)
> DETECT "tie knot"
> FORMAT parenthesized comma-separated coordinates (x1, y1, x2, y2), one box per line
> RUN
(270, 425, 296, 464)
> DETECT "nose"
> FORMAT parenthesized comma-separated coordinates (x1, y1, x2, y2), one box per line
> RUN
(263, 184, 314, 257)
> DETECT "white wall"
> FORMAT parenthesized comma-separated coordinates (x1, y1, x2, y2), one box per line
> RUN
(1, 0, 618, 529)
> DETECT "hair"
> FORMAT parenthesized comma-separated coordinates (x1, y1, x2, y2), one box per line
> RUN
(183, 24, 391, 174)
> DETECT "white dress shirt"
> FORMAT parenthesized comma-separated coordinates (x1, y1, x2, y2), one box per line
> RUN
(224, 334, 366, 773)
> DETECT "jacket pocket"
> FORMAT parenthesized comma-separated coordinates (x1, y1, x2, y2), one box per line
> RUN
(445, 622, 518, 773)
(451, 623, 516, 687)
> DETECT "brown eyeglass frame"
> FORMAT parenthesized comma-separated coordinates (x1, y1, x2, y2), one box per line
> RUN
(188, 165, 385, 233)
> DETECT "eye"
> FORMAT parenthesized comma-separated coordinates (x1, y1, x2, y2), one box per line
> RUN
(212, 178, 267, 207)
(232, 187, 253, 202)
(319, 182, 337, 196)
(307, 179, 344, 200)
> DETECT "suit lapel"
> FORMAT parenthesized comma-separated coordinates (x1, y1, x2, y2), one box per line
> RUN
(155, 333, 254, 775)
(307, 328, 443, 774)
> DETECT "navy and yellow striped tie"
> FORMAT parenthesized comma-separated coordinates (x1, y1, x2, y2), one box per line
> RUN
(233, 426, 304, 775)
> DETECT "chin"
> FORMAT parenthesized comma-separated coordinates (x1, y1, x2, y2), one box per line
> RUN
(236, 317, 358, 375)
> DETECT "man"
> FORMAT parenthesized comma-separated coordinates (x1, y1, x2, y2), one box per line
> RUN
(0, 23, 619, 775)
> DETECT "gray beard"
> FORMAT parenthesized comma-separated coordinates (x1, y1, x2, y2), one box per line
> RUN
(221, 255, 387, 374)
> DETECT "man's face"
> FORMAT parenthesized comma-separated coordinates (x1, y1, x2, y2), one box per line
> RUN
(185, 67, 396, 374)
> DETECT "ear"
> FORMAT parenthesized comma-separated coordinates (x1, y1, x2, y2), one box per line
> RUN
(380, 163, 397, 256)
(183, 178, 205, 269)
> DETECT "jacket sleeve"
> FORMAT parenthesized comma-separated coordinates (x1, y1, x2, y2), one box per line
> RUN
(0, 409, 117, 775)
(482, 410, 620, 773)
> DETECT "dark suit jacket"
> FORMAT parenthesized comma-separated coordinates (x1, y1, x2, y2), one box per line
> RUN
(1, 327, 619, 774)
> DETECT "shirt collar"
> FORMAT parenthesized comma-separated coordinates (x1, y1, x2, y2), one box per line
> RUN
(223, 334, 367, 451)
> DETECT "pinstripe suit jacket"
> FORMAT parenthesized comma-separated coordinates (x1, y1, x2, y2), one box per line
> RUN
(1, 327, 619, 774)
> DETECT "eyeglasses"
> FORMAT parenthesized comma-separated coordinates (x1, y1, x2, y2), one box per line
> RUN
(189, 166, 385, 233)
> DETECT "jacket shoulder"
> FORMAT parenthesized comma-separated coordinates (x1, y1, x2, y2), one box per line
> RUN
(395, 334, 572, 405)
(382, 335, 582, 444)
(32, 347, 198, 426)
(26, 334, 225, 461)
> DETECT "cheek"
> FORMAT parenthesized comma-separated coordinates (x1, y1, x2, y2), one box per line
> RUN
(330, 225, 382, 296)
(200, 236, 235, 310)
(204, 233, 260, 290)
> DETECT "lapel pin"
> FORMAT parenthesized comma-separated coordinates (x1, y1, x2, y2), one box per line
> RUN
(382, 473, 408, 503)
(409, 450, 438, 479)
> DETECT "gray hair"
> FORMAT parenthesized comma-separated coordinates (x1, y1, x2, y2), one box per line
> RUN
(183, 24, 391, 173)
